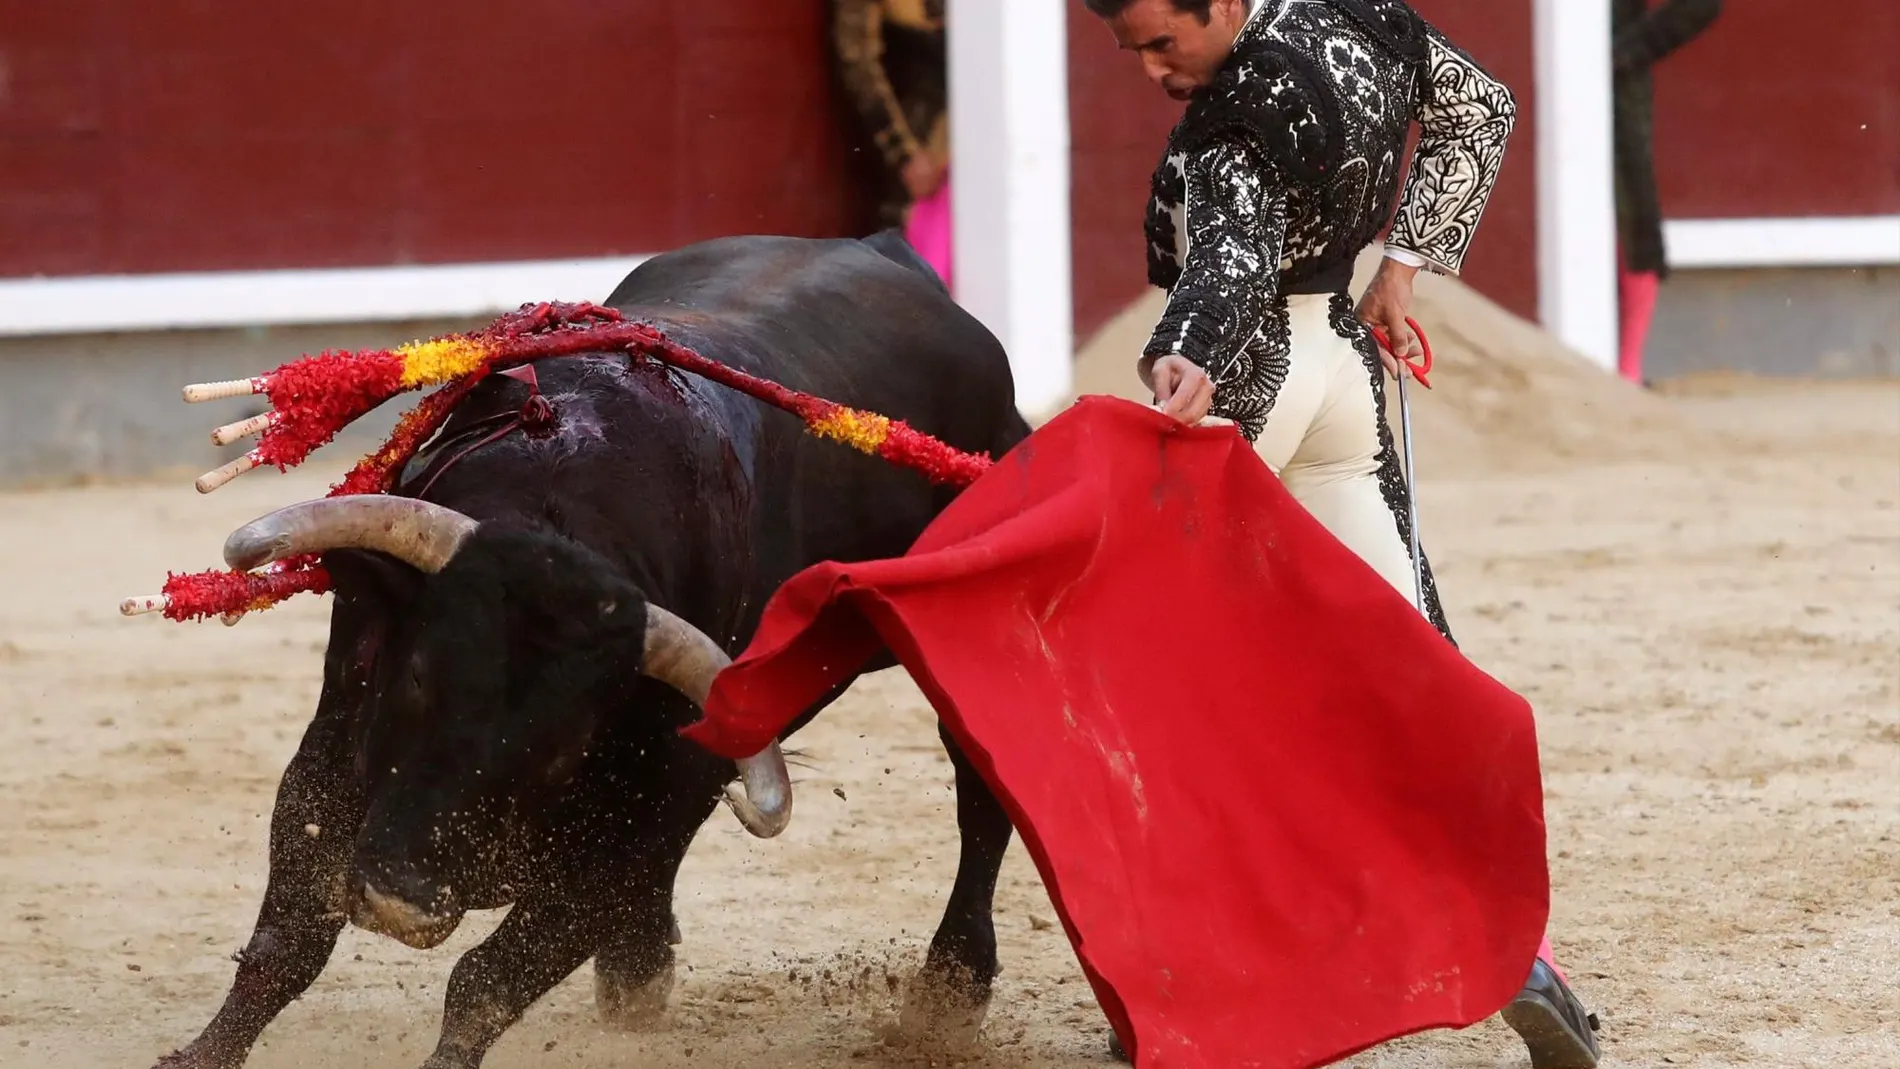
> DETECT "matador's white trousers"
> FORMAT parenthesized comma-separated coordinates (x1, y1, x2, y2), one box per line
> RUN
(1246, 293, 1423, 612)
(1227, 294, 1569, 979)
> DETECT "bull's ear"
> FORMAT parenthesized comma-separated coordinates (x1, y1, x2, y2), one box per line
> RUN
(322, 549, 425, 616)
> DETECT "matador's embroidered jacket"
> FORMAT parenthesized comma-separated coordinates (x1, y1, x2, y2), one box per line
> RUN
(1143, 0, 1518, 440)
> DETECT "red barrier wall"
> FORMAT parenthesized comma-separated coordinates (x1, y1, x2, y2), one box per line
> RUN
(3, 2, 1891, 343)
(1649, 0, 1899, 218)
(0, 1, 871, 278)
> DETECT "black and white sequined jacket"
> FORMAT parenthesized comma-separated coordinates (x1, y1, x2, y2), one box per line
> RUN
(1143, 0, 1517, 439)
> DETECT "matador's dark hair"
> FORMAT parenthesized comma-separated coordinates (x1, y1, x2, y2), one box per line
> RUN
(1082, 0, 1238, 22)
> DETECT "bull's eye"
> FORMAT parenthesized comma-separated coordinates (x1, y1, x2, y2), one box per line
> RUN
(600, 598, 618, 616)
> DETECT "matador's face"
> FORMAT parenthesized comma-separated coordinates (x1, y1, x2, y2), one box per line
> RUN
(1100, 0, 1252, 102)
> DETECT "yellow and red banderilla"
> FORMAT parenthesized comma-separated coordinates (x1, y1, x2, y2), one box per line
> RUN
(129, 304, 994, 623)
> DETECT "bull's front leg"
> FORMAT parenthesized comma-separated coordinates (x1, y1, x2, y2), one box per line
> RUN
(591, 909, 682, 1033)
(423, 789, 717, 1067)
(153, 707, 362, 1069)
(590, 795, 712, 1033)
(420, 893, 621, 1069)
(899, 724, 1015, 1046)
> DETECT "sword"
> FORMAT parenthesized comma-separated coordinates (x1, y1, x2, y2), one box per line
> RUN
(1371, 317, 1434, 616)
(1394, 370, 1426, 614)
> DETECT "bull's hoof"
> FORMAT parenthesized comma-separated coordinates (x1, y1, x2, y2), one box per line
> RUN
(151, 1040, 243, 1069)
(891, 967, 992, 1050)
(418, 1049, 481, 1069)
(595, 956, 675, 1032)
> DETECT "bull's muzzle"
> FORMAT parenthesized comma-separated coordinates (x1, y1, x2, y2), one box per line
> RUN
(351, 881, 464, 950)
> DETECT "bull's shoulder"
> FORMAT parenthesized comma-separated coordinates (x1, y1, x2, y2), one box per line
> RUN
(858, 229, 950, 293)
(602, 233, 948, 311)
(580, 232, 1020, 452)
(603, 235, 852, 306)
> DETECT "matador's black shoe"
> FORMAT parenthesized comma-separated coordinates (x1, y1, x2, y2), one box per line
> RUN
(1103, 959, 1601, 1066)
(1501, 959, 1603, 1068)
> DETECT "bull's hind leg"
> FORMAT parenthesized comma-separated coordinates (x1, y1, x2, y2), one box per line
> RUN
(899, 724, 1015, 1045)
(153, 707, 362, 1069)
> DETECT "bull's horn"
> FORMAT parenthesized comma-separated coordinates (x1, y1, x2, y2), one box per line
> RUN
(223, 496, 480, 574)
(640, 603, 792, 839)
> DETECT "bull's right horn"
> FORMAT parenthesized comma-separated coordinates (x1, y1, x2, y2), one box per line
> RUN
(223, 496, 481, 574)
(639, 603, 792, 839)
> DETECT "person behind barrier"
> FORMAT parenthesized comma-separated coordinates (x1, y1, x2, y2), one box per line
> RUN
(1081, 1, 1603, 1066)
(830, 0, 953, 286)
(1611, 0, 1724, 383)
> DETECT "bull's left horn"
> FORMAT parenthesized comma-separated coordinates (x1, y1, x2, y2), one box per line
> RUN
(223, 496, 480, 574)
(640, 603, 792, 839)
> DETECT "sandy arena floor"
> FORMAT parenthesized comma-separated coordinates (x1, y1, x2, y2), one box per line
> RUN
(1, 368, 1895, 1068)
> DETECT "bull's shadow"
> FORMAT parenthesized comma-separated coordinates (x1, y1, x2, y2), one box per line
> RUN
(150, 232, 1033, 1069)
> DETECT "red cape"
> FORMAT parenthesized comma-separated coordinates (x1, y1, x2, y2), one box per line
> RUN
(685, 396, 1549, 1068)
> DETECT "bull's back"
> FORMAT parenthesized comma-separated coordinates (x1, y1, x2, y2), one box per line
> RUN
(404, 234, 1025, 657)
(605, 235, 1028, 607)
(604, 234, 1014, 443)
(562, 239, 1026, 645)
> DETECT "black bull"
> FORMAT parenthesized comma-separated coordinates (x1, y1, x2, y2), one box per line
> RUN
(156, 233, 1035, 1069)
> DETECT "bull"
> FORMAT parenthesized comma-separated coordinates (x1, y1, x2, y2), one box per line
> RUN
(153, 232, 1034, 1069)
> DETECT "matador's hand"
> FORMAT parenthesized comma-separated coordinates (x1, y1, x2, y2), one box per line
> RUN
(901, 152, 947, 202)
(1148, 354, 1216, 426)
(1357, 258, 1423, 380)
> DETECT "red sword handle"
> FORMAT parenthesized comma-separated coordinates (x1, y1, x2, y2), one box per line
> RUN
(1368, 316, 1434, 390)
